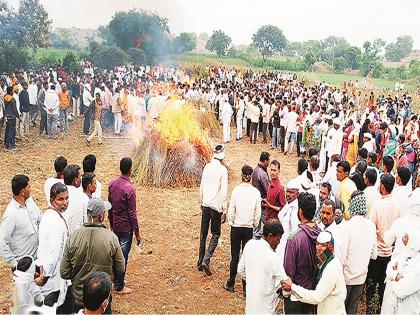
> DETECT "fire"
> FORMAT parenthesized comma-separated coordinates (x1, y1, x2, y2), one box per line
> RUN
(154, 104, 210, 149)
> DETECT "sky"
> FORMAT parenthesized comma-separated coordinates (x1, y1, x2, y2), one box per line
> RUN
(8, 0, 420, 49)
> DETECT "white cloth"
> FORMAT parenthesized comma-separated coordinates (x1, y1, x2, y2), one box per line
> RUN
(44, 90, 59, 115)
(326, 127, 343, 158)
(227, 183, 261, 228)
(62, 186, 87, 235)
(323, 161, 340, 197)
(277, 199, 299, 263)
(341, 215, 377, 285)
(364, 185, 381, 217)
(286, 111, 298, 133)
(28, 83, 38, 105)
(37, 209, 68, 301)
(238, 238, 287, 314)
(392, 185, 412, 215)
(0, 197, 41, 268)
(291, 258, 346, 315)
(92, 179, 102, 199)
(199, 159, 228, 213)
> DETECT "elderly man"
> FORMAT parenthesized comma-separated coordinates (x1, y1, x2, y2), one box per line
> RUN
(197, 144, 228, 276)
(61, 198, 125, 312)
(281, 231, 346, 315)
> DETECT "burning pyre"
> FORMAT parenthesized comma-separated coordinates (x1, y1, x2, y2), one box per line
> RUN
(132, 102, 221, 188)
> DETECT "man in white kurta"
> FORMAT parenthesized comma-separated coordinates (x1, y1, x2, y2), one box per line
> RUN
(221, 100, 233, 143)
(238, 221, 287, 314)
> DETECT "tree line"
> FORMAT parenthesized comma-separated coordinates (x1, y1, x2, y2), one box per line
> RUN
(0, 0, 418, 82)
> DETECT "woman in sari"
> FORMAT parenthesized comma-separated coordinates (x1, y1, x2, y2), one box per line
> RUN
(341, 120, 354, 161)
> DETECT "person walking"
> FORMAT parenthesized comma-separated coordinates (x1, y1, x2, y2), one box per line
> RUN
(197, 145, 228, 276)
(224, 165, 261, 293)
(86, 93, 104, 146)
(60, 198, 125, 312)
(108, 157, 141, 295)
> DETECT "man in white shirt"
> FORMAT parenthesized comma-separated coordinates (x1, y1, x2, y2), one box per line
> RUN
(341, 191, 377, 315)
(0, 175, 41, 271)
(36, 182, 72, 313)
(62, 164, 87, 235)
(277, 178, 301, 262)
(221, 99, 233, 143)
(326, 119, 343, 168)
(44, 84, 59, 138)
(236, 95, 245, 140)
(238, 220, 287, 314)
(363, 168, 381, 217)
(197, 145, 228, 276)
(44, 156, 67, 204)
(284, 105, 298, 155)
(27, 80, 38, 126)
(392, 166, 412, 214)
(224, 165, 261, 293)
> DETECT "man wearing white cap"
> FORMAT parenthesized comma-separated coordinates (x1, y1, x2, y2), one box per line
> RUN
(276, 178, 300, 264)
(325, 118, 343, 170)
(281, 231, 346, 315)
(197, 144, 228, 276)
(362, 132, 375, 153)
(60, 198, 125, 312)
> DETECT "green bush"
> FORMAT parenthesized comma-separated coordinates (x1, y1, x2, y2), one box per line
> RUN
(62, 52, 82, 73)
(0, 43, 32, 73)
(91, 45, 129, 69)
(127, 48, 147, 65)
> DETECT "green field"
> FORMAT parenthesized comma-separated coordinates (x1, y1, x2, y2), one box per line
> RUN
(171, 53, 418, 92)
(32, 48, 83, 60)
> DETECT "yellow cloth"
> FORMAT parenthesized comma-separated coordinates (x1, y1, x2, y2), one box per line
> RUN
(345, 135, 359, 167)
(339, 177, 357, 220)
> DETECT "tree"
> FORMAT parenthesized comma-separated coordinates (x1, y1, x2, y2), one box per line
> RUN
(16, 0, 52, 50)
(205, 30, 231, 57)
(97, 25, 116, 46)
(360, 40, 380, 76)
(62, 52, 82, 73)
(252, 25, 287, 61)
(344, 46, 362, 70)
(127, 47, 147, 64)
(333, 56, 347, 72)
(227, 47, 239, 58)
(385, 35, 414, 61)
(172, 32, 197, 53)
(0, 43, 31, 73)
(304, 52, 316, 69)
(321, 36, 349, 68)
(91, 45, 130, 69)
(108, 9, 170, 64)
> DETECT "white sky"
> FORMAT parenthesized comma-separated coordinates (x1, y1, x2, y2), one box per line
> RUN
(8, 0, 420, 49)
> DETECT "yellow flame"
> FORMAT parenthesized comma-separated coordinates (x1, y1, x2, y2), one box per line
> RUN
(154, 104, 209, 148)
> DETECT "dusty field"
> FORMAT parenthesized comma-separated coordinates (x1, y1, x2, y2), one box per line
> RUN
(0, 118, 299, 313)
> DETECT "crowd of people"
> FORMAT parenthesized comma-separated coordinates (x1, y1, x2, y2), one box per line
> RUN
(0, 154, 141, 313)
(0, 62, 419, 314)
(199, 144, 420, 314)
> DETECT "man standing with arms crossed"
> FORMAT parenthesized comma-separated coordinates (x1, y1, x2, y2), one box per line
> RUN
(108, 157, 141, 295)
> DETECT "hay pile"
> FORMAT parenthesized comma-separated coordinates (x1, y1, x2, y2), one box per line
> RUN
(132, 102, 220, 188)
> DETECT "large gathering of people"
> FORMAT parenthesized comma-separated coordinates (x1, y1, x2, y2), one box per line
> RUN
(0, 61, 419, 314)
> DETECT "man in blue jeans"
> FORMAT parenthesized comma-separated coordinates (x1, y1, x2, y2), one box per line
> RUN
(108, 157, 141, 295)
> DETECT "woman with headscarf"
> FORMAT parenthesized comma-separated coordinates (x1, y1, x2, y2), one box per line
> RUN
(381, 232, 420, 315)
(281, 231, 346, 315)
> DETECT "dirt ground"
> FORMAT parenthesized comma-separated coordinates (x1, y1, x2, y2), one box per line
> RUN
(0, 118, 302, 313)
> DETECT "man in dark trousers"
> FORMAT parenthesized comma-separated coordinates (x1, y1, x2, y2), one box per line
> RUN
(108, 157, 141, 295)
(4, 86, 21, 150)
